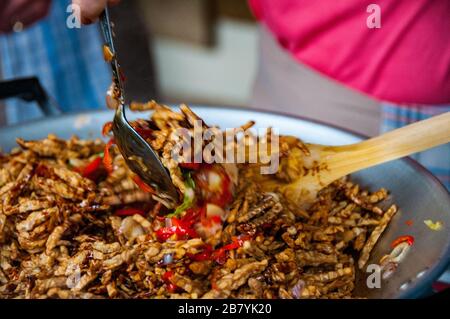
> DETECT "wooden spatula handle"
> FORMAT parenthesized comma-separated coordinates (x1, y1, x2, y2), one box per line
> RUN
(325, 112, 450, 180)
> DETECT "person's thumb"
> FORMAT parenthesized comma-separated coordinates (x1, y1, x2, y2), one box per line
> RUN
(72, 0, 120, 25)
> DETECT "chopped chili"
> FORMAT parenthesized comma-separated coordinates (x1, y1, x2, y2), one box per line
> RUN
(167, 283, 179, 293)
(162, 271, 180, 293)
(115, 208, 146, 217)
(155, 215, 199, 242)
(188, 235, 252, 264)
(162, 270, 173, 282)
(211, 280, 219, 291)
(155, 227, 177, 242)
(103, 138, 115, 174)
(135, 127, 153, 140)
(222, 235, 252, 251)
(391, 235, 414, 248)
(156, 207, 204, 242)
(102, 122, 113, 137)
(405, 220, 414, 227)
(182, 206, 204, 227)
(179, 162, 201, 170)
(200, 215, 222, 228)
(132, 175, 155, 193)
(80, 157, 103, 179)
(187, 245, 213, 262)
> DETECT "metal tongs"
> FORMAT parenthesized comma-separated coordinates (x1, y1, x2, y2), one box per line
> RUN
(99, 9, 178, 207)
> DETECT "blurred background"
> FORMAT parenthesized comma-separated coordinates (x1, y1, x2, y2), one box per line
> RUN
(132, 0, 258, 107)
(0, 0, 258, 125)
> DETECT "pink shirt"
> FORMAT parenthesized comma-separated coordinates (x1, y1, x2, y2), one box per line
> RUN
(249, 0, 450, 105)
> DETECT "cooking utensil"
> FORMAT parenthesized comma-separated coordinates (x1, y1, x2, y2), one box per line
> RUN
(284, 112, 450, 206)
(99, 9, 124, 102)
(0, 106, 449, 298)
(99, 9, 178, 206)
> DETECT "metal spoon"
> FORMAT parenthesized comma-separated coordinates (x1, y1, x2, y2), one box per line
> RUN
(99, 9, 178, 207)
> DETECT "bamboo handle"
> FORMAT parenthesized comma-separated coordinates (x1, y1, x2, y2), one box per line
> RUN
(322, 112, 450, 182)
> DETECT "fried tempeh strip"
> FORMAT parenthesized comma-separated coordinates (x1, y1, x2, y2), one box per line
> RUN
(358, 204, 397, 269)
(202, 260, 268, 298)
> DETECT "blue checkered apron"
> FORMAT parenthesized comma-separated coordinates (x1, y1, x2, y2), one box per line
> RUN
(381, 103, 450, 191)
(0, 0, 111, 124)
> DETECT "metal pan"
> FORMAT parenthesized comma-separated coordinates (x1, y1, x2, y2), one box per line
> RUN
(0, 106, 449, 299)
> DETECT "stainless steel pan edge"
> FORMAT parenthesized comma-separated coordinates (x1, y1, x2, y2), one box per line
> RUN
(0, 106, 449, 299)
(392, 157, 450, 298)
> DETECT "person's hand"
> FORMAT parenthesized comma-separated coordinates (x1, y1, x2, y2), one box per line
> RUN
(72, 0, 121, 25)
(0, 0, 51, 33)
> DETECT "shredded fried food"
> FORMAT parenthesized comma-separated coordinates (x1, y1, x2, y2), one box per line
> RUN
(0, 102, 398, 299)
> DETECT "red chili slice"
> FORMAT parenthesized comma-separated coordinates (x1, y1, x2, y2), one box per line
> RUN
(179, 162, 201, 170)
(222, 235, 252, 251)
(211, 248, 228, 265)
(157, 206, 210, 243)
(115, 208, 146, 217)
(211, 280, 219, 291)
(103, 138, 115, 174)
(211, 215, 222, 224)
(188, 235, 252, 264)
(200, 214, 222, 228)
(162, 271, 181, 293)
(132, 175, 155, 193)
(175, 224, 198, 239)
(155, 216, 199, 242)
(405, 220, 414, 227)
(187, 245, 213, 262)
(391, 235, 414, 248)
(167, 283, 179, 293)
(81, 157, 102, 178)
(155, 226, 177, 242)
(162, 271, 173, 282)
(182, 206, 205, 227)
(135, 127, 153, 140)
(102, 121, 113, 137)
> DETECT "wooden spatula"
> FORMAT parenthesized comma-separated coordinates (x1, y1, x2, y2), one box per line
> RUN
(282, 112, 450, 206)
